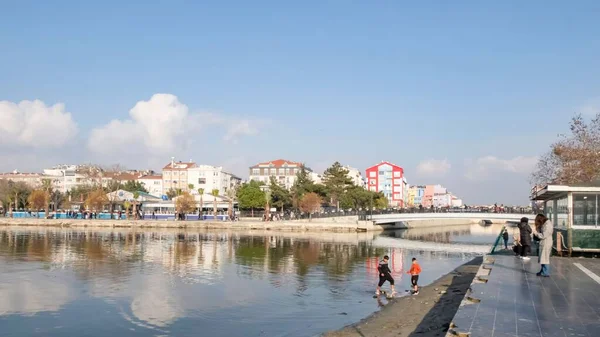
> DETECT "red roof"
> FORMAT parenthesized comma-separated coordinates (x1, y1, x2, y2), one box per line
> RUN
(365, 161, 404, 171)
(250, 159, 303, 168)
(163, 161, 197, 170)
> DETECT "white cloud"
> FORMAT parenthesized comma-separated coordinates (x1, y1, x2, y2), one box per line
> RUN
(464, 155, 538, 181)
(88, 94, 266, 155)
(416, 159, 451, 176)
(0, 99, 78, 148)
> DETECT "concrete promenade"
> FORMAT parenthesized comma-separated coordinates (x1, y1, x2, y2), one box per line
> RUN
(448, 255, 600, 337)
(0, 217, 379, 232)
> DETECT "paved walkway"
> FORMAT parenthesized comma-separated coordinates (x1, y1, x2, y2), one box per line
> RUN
(449, 255, 600, 337)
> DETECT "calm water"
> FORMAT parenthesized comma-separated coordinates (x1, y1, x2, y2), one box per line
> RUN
(0, 225, 495, 337)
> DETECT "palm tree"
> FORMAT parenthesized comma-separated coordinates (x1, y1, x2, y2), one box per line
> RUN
(211, 189, 219, 220)
(41, 178, 53, 216)
(197, 188, 204, 219)
(188, 184, 194, 193)
(226, 186, 237, 220)
(132, 191, 140, 220)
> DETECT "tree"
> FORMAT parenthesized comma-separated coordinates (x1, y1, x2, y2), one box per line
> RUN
(188, 184, 194, 192)
(322, 162, 353, 210)
(132, 191, 140, 220)
(197, 188, 205, 216)
(50, 190, 66, 211)
(341, 185, 371, 210)
(269, 176, 291, 212)
(166, 188, 179, 200)
(85, 189, 108, 214)
(41, 178, 53, 214)
(175, 192, 195, 218)
(122, 180, 148, 193)
(123, 201, 131, 219)
(299, 192, 322, 221)
(226, 186, 237, 219)
(373, 192, 388, 209)
(28, 190, 49, 218)
(531, 113, 600, 185)
(211, 189, 219, 219)
(290, 166, 315, 210)
(237, 181, 266, 217)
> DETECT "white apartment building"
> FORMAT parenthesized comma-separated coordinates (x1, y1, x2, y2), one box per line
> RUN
(249, 159, 308, 190)
(343, 165, 365, 188)
(187, 165, 242, 196)
(43, 165, 84, 192)
(137, 175, 164, 197)
(162, 159, 197, 193)
(309, 172, 323, 184)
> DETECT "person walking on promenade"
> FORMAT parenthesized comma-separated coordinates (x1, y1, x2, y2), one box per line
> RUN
(517, 217, 532, 260)
(533, 214, 553, 277)
(407, 257, 422, 295)
(375, 255, 396, 296)
(502, 229, 509, 249)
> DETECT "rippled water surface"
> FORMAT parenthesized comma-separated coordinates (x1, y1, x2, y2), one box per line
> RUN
(0, 226, 489, 337)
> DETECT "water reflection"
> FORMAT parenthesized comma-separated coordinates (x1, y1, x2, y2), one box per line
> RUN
(0, 228, 477, 337)
(385, 223, 507, 245)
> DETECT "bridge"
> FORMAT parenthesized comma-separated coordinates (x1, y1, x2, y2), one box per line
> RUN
(367, 212, 529, 227)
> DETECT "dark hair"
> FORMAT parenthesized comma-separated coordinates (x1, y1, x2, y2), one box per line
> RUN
(383, 255, 389, 260)
(520, 217, 529, 223)
(534, 214, 548, 227)
(412, 257, 417, 261)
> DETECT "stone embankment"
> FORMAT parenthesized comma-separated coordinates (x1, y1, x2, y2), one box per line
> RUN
(0, 217, 379, 233)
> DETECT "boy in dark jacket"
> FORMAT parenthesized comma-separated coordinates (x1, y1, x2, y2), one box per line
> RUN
(376, 255, 396, 296)
(517, 217, 532, 260)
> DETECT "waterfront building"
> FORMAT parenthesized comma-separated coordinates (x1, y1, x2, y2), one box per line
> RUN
(136, 175, 163, 197)
(162, 159, 197, 193)
(43, 165, 83, 192)
(0, 171, 45, 188)
(343, 165, 365, 188)
(249, 159, 308, 190)
(409, 185, 426, 207)
(451, 195, 463, 208)
(365, 161, 406, 207)
(531, 183, 600, 253)
(187, 165, 242, 196)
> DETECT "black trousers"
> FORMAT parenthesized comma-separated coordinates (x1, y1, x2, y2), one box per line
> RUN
(411, 275, 419, 286)
(520, 245, 530, 257)
(378, 274, 394, 287)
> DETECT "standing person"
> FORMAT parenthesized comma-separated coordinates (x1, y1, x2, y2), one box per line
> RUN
(517, 217, 532, 260)
(407, 257, 422, 295)
(502, 229, 509, 249)
(533, 214, 553, 277)
(375, 255, 396, 296)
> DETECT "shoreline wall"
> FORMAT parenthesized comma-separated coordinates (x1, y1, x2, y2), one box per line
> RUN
(0, 218, 379, 233)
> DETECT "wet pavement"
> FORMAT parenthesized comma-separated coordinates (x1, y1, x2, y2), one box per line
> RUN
(450, 255, 600, 337)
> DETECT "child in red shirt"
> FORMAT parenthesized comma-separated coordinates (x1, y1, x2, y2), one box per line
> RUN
(407, 257, 422, 295)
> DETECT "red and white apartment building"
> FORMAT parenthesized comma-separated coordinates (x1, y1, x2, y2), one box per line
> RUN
(365, 161, 407, 208)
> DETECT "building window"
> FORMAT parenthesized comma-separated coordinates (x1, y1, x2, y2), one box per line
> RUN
(394, 194, 401, 200)
(252, 168, 259, 175)
(285, 168, 290, 175)
(279, 168, 285, 175)
(573, 194, 597, 226)
(393, 171, 401, 177)
(270, 168, 276, 175)
(369, 171, 376, 178)
(198, 178, 206, 184)
(394, 179, 402, 185)
(370, 186, 376, 191)
(370, 179, 376, 185)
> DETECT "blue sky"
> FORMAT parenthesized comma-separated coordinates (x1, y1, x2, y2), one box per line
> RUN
(1, 1, 600, 204)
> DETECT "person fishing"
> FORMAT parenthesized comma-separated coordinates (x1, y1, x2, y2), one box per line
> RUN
(375, 255, 396, 296)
